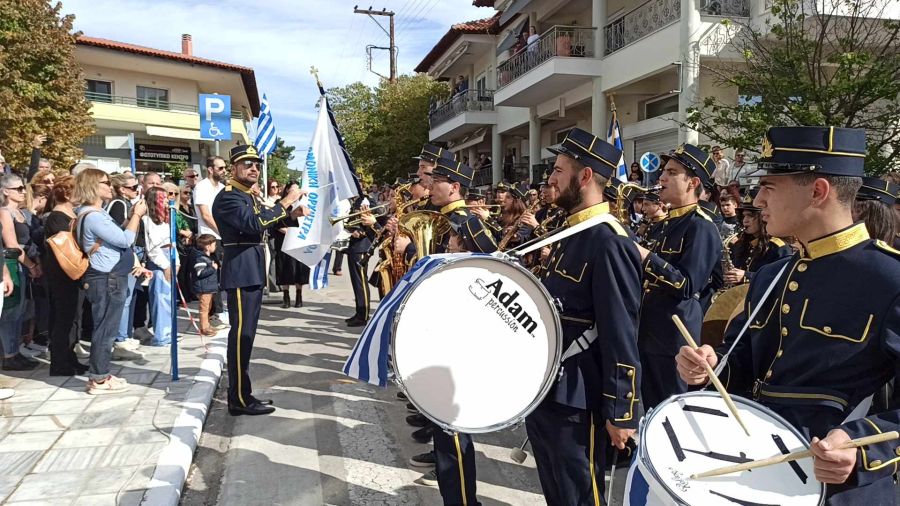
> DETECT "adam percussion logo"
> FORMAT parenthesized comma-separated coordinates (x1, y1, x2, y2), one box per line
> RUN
(469, 278, 538, 337)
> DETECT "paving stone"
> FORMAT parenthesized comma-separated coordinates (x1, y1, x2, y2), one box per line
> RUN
(83, 395, 140, 413)
(112, 425, 171, 445)
(33, 445, 108, 472)
(69, 409, 132, 429)
(3, 388, 57, 404)
(4, 468, 91, 501)
(11, 414, 79, 433)
(118, 372, 158, 385)
(0, 415, 25, 437)
(53, 428, 120, 448)
(72, 491, 145, 506)
(0, 402, 43, 417)
(46, 387, 92, 402)
(33, 399, 93, 415)
(98, 443, 165, 467)
(10, 376, 69, 389)
(0, 476, 20, 502)
(0, 450, 42, 478)
(83, 465, 154, 494)
(0, 431, 63, 452)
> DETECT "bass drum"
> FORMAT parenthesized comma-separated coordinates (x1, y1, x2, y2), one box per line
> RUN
(392, 254, 562, 434)
(701, 284, 748, 348)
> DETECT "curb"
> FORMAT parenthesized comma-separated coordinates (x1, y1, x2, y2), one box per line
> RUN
(142, 334, 227, 505)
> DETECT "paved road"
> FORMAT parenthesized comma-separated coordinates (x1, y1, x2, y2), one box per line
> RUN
(182, 273, 550, 506)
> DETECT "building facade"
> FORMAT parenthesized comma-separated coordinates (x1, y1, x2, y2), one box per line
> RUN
(75, 34, 259, 174)
(416, 0, 767, 187)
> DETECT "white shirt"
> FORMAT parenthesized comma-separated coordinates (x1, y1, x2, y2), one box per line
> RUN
(193, 178, 224, 239)
(142, 216, 179, 270)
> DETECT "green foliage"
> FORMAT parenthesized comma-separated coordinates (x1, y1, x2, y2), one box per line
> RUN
(0, 0, 94, 169)
(687, 0, 900, 175)
(327, 74, 449, 183)
(265, 137, 301, 185)
(164, 162, 186, 181)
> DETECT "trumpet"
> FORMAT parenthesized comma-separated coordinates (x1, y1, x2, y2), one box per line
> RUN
(329, 204, 389, 226)
(613, 183, 661, 223)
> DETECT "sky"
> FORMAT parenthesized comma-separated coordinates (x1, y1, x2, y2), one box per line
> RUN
(62, 0, 491, 170)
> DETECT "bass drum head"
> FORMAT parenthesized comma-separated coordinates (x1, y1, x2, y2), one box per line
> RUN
(636, 391, 824, 506)
(392, 255, 561, 433)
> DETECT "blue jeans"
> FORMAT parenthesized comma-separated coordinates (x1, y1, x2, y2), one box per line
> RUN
(84, 272, 128, 381)
(115, 274, 137, 343)
(148, 268, 172, 346)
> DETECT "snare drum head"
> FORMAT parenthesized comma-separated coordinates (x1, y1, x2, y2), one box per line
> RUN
(637, 391, 824, 506)
(393, 256, 561, 433)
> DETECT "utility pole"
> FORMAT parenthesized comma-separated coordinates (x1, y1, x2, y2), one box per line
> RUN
(353, 6, 396, 84)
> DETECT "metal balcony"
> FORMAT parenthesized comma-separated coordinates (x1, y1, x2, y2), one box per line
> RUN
(497, 26, 596, 89)
(429, 90, 495, 128)
(701, 0, 751, 16)
(604, 0, 681, 55)
(85, 92, 245, 119)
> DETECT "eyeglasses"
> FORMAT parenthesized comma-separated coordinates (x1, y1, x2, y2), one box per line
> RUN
(181, 191, 192, 196)
(124, 184, 139, 191)
(213, 165, 227, 171)
(185, 174, 198, 178)
(167, 191, 177, 197)
(6, 186, 25, 192)
(242, 161, 260, 168)
(99, 181, 111, 187)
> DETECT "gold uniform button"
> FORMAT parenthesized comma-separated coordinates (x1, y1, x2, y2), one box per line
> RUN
(797, 263, 807, 272)
(626, 370, 634, 377)
(781, 327, 789, 336)
(782, 304, 790, 314)
(788, 281, 799, 291)
(626, 392, 633, 399)
(870, 459, 883, 468)
(765, 371, 773, 379)
(824, 326, 832, 334)
(894, 446, 900, 457)
(776, 350, 783, 358)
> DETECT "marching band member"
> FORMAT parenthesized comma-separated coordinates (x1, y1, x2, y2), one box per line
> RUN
(633, 144, 722, 410)
(723, 187, 794, 285)
(853, 176, 899, 244)
(398, 157, 496, 505)
(344, 197, 377, 328)
(677, 126, 900, 505)
(636, 190, 666, 250)
(213, 144, 307, 416)
(527, 128, 643, 505)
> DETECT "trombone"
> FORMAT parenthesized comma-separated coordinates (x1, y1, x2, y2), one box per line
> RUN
(330, 204, 389, 226)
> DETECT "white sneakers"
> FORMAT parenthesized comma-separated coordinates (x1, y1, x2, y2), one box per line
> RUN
(86, 375, 129, 395)
(112, 341, 144, 361)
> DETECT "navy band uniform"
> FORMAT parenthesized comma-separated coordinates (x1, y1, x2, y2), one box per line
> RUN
(212, 145, 290, 412)
(345, 204, 374, 326)
(526, 128, 643, 505)
(638, 144, 723, 411)
(427, 157, 496, 506)
(714, 126, 900, 505)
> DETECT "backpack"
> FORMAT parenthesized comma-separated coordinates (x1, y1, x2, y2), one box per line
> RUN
(46, 209, 102, 280)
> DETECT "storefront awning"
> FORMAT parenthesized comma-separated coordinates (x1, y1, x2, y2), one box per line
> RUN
(146, 125, 201, 140)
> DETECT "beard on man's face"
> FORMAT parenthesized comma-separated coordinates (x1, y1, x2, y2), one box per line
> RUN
(555, 173, 583, 212)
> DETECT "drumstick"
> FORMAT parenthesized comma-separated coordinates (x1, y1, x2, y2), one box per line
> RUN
(671, 315, 750, 437)
(691, 431, 900, 479)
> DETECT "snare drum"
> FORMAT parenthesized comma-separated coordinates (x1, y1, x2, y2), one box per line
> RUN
(625, 391, 825, 506)
(392, 254, 562, 434)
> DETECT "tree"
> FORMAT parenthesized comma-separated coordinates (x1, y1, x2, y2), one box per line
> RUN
(328, 74, 449, 183)
(0, 0, 94, 169)
(686, 0, 900, 175)
(265, 137, 301, 186)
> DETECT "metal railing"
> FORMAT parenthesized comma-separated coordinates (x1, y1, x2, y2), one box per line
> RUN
(85, 91, 244, 119)
(604, 0, 681, 55)
(429, 89, 496, 128)
(497, 26, 595, 89)
(503, 162, 531, 183)
(473, 166, 493, 187)
(701, 0, 750, 16)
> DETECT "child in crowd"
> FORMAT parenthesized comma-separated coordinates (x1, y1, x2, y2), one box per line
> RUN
(191, 234, 219, 337)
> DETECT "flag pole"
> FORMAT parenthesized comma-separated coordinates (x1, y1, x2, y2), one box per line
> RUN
(262, 155, 269, 199)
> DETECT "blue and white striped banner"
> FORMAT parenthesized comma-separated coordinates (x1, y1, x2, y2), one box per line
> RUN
(255, 94, 277, 155)
(343, 254, 461, 387)
(311, 251, 331, 291)
(608, 109, 628, 182)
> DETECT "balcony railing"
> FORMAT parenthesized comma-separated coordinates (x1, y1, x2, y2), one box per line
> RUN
(473, 166, 493, 187)
(701, 0, 750, 16)
(604, 0, 680, 55)
(497, 26, 596, 89)
(502, 162, 531, 183)
(85, 92, 244, 119)
(429, 89, 496, 128)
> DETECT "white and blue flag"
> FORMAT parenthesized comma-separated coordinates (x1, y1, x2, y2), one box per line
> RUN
(343, 255, 457, 387)
(310, 252, 331, 291)
(607, 108, 628, 182)
(255, 94, 277, 155)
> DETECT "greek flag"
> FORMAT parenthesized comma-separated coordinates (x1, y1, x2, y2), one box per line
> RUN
(255, 94, 277, 155)
(608, 109, 628, 182)
(343, 254, 458, 387)
(310, 252, 331, 291)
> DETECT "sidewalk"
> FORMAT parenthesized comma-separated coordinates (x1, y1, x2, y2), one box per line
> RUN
(0, 311, 226, 506)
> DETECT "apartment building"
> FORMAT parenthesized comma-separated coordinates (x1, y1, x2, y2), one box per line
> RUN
(75, 34, 259, 174)
(416, 0, 767, 186)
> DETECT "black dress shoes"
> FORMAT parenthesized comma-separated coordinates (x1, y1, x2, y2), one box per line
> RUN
(228, 401, 275, 416)
(406, 413, 429, 427)
(346, 317, 367, 328)
(411, 425, 434, 444)
(250, 396, 274, 406)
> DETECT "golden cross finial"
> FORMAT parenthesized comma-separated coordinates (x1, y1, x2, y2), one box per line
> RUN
(310, 66, 322, 88)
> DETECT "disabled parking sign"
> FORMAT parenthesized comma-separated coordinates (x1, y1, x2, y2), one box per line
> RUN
(199, 94, 232, 140)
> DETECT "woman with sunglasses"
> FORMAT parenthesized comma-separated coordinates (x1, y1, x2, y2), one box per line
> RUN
(175, 183, 198, 303)
(0, 174, 41, 371)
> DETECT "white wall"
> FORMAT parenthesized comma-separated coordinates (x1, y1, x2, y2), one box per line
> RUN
(82, 64, 200, 106)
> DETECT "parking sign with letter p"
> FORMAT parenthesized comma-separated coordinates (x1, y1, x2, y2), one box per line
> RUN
(199, 94, 232, 140)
